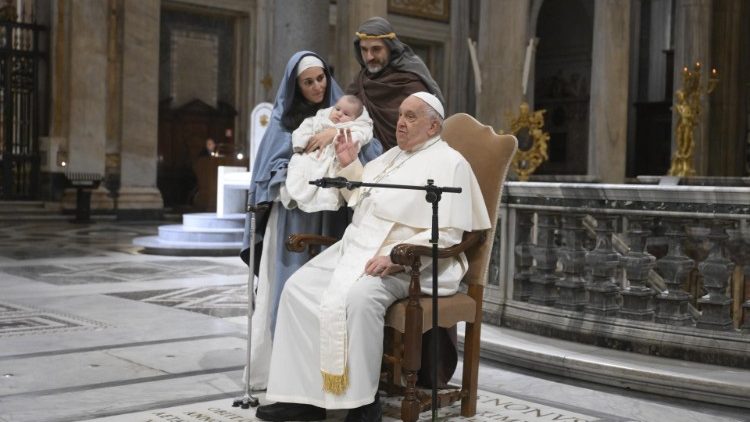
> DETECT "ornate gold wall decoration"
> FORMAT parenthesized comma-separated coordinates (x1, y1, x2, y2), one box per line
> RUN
(508, 102, 550, 181)
(668, 62, 719, 177)
(388, 0, 450, 22)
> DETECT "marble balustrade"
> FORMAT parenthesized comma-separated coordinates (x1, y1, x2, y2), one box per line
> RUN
(486, 181, 750, 368)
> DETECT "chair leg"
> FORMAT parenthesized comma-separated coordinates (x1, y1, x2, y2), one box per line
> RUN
(461, 285, 484, 416)
(401, 290, 423, 422)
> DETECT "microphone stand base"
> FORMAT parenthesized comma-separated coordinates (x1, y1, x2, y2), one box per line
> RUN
(232, 394, 260, 409)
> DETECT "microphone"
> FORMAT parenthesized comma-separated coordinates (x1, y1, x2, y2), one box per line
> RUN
(309, 177, 350, 188)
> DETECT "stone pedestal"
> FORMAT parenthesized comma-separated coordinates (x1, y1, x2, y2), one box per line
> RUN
(584, 215, 621, 316)
(529, 213, 559, 306)
(619, 218, 657, 321)
(655, 219, 695, 326)
(114, 187, 163, 219)
(513, 211, 534, 302)
(555, 214, 587, 311)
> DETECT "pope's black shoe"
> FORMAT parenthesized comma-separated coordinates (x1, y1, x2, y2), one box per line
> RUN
(255, 402, 326, 421)
(345, 392, 382, 422)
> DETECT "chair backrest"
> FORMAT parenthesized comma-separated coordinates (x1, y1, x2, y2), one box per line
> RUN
(441, 113, 518, 286)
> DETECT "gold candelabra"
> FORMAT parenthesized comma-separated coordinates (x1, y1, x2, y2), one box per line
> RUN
(508, 102, 550, 181)
(667, 62, 719, 177)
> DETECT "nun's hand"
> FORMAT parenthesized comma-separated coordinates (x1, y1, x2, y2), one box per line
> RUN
(334, 129, 358, 167)
(305, 127, 337, 155)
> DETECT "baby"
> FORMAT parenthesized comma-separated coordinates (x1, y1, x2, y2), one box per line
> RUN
(281, 95, 373, 212)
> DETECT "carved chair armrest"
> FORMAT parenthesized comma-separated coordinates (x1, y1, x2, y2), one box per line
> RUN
(286, 234, 339, 257)
(389, 231, 487, 267)
(389, 230, 487, 296)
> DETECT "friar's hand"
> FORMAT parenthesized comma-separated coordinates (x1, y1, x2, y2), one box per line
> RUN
(334, 128, 358, 168)
(365, 255, 403, 277)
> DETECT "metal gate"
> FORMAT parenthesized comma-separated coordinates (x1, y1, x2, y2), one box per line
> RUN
(0, 19, 44, 200)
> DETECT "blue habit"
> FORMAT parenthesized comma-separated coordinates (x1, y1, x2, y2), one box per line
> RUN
(241, 51, 382, 335)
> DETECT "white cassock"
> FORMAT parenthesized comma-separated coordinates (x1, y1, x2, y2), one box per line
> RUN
(265, 136, 490, 409)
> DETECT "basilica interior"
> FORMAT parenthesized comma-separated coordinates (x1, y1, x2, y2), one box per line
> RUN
(0, 0, 749, 421)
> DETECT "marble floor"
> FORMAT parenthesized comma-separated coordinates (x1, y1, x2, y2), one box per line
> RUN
(0, 220, 748, 422)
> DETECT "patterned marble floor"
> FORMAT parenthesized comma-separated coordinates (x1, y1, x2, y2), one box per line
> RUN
(0, 221, 747, 422)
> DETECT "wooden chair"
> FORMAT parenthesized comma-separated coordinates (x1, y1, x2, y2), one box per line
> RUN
(380, 113, 516, 421)
(288, 113, 517, 421)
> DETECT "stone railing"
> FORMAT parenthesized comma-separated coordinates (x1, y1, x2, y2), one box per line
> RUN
(485, 181, 750, 368)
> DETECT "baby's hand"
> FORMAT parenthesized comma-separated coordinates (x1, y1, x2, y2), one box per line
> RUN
(304, 128, 337, 154)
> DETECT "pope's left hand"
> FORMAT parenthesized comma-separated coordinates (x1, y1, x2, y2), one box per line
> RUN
(364, 255, 403, 277)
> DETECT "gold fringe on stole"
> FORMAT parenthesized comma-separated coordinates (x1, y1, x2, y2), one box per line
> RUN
(321, 366, 349, 395)
(355, 31, 396, 40)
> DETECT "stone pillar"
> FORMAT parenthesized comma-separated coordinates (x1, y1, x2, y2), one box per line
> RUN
(58, 0, 109, 212)
(66, 0, 107, 178)
(587, 0, 631, 183)
(476, 0, 529, 132)
(672, 0, 712, 175)
(334, 0, 387, 90)
(117, 0, 162, 218)
(270, 0, 331, 95)
(447, 0, 471, 114)
(708, 0, 744, 176)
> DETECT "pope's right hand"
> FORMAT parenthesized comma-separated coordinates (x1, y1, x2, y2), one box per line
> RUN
(334, 128, 358, 168)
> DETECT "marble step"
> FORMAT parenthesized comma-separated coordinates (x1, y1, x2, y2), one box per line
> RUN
(133, 235, 242, 256)
(0, 201, 67, 220)
(182, 212, 244, 229)
(132, 212, 246, 256)
(157, 224, 243, 243)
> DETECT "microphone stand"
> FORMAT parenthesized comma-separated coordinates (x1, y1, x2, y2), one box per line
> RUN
(312, 177, 461, 421)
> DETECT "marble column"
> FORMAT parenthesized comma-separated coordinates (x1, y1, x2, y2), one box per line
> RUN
(334, 0, 387, 91)
(116, 0, 162, 218)
(60, 0, 108, 211)
(707, 0, 744, 176)
(587, 0, 631, 183)
(66, 1, 107, 179)
(672, 0, 712, 175)
(269, 0, 331, 95)
(475, 0, 530, 132)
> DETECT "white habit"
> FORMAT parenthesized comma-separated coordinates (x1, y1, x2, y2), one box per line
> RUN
(280, 106, 373, 212)
(265, 137, 490, 409)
